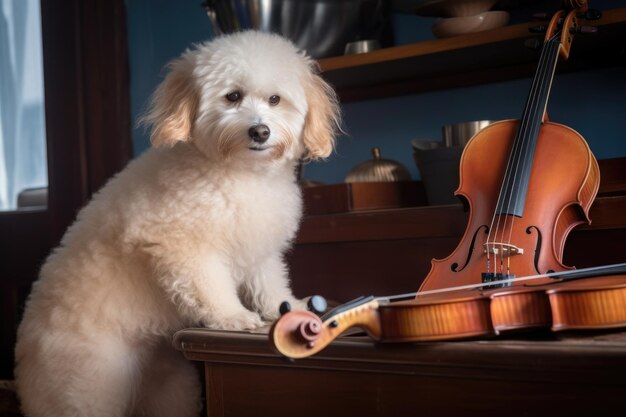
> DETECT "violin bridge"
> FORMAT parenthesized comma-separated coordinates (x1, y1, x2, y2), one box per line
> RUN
(483, 243, 524, 257)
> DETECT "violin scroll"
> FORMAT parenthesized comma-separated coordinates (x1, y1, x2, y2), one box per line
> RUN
(273, 296, 327, 350)
(270, 296, 382, 359)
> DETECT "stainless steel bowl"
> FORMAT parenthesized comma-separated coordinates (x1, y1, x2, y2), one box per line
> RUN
(344, 39, 381, 55)
(202, 0, 386, 58)
(442, 120, 493, 147)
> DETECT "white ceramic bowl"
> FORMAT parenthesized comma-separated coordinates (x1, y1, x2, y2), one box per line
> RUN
(431, 11, 510, 38)
(414, 0, 499, 17)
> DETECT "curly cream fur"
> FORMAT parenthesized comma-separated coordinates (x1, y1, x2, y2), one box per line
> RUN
(14, 31, 340, 417)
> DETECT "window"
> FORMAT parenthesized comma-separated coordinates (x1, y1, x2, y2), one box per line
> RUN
(0, 0, 47, 210)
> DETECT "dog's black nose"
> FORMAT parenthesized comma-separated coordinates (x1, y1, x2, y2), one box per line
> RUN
(248, 124, 271, 143)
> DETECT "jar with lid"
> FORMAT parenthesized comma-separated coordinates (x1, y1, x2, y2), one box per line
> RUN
(345, 147, 411, 183)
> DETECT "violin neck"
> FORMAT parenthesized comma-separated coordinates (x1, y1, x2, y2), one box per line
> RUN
(320, 295, 375, 321)
(496, 35, 562, 217)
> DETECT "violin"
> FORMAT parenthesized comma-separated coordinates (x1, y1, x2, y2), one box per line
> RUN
(419, 2, 599, 294)
(270, 264, 626, 358)
(270, 1, 626, 359)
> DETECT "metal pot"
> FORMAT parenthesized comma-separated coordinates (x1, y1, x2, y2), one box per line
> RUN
(202, 0, 386, 58)
(345, 147, 411, 183)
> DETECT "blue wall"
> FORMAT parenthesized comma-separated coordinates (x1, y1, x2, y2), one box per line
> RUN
(126, 0, 211, 156)
(126, 1, 626, 183)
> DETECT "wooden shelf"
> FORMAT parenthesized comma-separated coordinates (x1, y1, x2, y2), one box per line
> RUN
(296, 194, 626, 244)
(296, 157, 626, 244)
(319, 7, 626, 102)
(174, 328, 626, 417)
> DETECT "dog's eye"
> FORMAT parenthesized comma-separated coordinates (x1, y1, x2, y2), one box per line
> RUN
(225, 91, 242, 103)
(269, 95, 281, 106)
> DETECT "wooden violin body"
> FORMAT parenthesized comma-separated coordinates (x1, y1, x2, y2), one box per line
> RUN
(271, 270, 626, 359)
(421, 7, 600, 292)
(419, 120, 600, 292)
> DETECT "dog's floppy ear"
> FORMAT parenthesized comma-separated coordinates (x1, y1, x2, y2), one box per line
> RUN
(302, 69, 342, 160)
(140, 57, 198, 147)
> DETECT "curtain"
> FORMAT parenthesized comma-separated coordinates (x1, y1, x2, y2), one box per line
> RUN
(0, 0, 47, 210)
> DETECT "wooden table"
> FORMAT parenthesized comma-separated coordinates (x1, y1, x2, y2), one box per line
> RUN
(173, 328, 626, 417)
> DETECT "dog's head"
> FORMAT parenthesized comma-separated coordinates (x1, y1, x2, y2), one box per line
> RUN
(141, 31, 341, 167)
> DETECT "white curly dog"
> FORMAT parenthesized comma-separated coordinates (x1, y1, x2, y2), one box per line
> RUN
(15, 31, 340, 417)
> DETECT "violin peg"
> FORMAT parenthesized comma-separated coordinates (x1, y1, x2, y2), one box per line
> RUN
(279, 301, 292, 316)
(298, 319, 321, 342)
(307, 295, 328, 315)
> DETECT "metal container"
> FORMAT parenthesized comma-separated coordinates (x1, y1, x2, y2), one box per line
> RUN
(442, 120, 493, 147)
(411, 121, 493, 205)
(346, 147, 411, 183)
(202, 0, 385, 58)
(344, 39, 381, 55)
(413, 146, 463, 205)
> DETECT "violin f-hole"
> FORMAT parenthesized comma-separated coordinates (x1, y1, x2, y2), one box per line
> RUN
(525, 226, 543, 274)
(451, 225, 489, 273)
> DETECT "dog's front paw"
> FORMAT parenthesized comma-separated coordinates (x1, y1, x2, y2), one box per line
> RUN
(208, 310, 265, 331)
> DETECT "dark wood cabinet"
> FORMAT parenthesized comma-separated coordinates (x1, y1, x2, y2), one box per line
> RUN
(174, 328, 626, 417)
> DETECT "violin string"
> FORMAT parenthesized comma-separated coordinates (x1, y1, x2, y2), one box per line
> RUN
(503, 37, 561, 272)
(485, 32, 559, 276)
(501, 33, 560, 271)
(505, 37, 560, 273)
(486, 37, 552, 274)
(383, 263, 626, 301)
